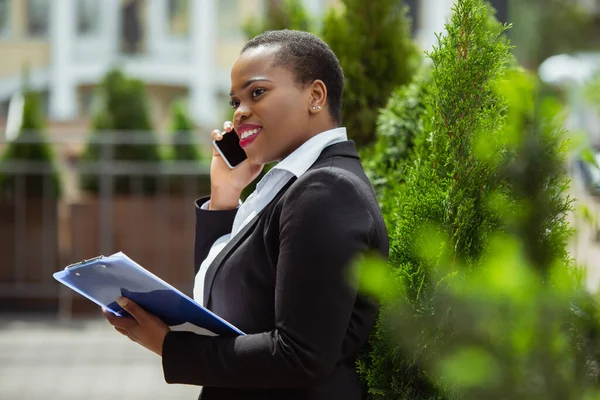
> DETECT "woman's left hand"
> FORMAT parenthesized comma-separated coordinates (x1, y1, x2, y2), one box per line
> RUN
(103, 296, 170, 357)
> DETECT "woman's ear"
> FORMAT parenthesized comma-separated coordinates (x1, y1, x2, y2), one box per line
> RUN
(309, 79, 327, 113)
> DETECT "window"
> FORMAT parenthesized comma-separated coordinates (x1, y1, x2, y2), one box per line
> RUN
(77, 0, 101, 35)
(26, 0, 49, 37)
(0, 0, 9, 36)
(121, 0, 147, 54)
(167, 0, 189, 36)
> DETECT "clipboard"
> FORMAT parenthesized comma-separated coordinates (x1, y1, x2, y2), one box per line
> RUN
(53, 251, 244, 336)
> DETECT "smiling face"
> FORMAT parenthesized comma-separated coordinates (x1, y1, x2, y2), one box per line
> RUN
(229, 45, 331, 165)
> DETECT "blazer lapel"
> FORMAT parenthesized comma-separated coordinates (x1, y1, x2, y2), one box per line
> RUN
(203, 177, 297, 308)
(201, 140, 359, 308)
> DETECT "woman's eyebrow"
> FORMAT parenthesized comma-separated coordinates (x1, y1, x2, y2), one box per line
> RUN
(230, 77, 273, 96)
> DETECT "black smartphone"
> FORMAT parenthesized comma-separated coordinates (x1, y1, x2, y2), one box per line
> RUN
(212, 129, 248, 169)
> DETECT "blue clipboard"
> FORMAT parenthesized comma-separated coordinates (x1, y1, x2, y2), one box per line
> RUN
(53, 252, 244, 336)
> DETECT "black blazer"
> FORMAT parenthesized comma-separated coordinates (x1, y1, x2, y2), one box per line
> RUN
(161, 141, 389, 400)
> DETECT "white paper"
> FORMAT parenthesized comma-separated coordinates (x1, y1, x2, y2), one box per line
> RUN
(170, 322, 218, 336)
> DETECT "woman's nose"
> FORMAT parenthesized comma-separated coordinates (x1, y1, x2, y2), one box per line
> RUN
(234, 104, 251, 124)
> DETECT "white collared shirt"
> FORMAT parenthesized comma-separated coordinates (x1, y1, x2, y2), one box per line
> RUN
(193, 127, 348, 305)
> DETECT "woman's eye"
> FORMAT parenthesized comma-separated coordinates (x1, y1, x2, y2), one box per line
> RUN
(230, 89, 264, 109)
(252, 88, 265, 98)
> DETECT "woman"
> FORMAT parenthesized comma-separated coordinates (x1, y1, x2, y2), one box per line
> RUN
(105, 30, 389, 400)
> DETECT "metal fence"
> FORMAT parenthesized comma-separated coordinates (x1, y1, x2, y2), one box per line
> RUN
(4, 129, 600, 317)
(0, 130, 212, 319)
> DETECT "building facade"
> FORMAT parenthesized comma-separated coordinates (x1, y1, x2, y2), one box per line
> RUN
(0, 0, 274, 130)
(0, 0, 506, 132)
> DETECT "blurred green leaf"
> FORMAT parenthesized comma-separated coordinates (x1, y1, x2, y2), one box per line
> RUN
(351, 254, 398, 301)
(578, 204, 597, 225)
(438, 347, 500, 389)
(414, 223, 447, 266)
(581, 148, 600, 169)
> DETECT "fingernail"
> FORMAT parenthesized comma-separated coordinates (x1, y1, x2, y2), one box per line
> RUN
(116, 296, 128, 307)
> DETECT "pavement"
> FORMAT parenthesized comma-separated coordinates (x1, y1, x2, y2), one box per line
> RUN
(0, 313, 201, 400)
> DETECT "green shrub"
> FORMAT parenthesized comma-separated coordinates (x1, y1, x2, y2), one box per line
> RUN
(363, 66, 433, 221)
(360, 1, 517, 398)
(169, 100, 204, 162)
(243, 0, 313, 38)
(357, 64, 595, 399)
(321, 0, 419, 147)
(0, 86, 61, 200)
(80, 68, 162, 195)
(167, 100, 211, 196)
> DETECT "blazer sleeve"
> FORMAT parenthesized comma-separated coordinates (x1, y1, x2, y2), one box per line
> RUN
(162, 169, 378, 388)
(193, 196, 238, 273)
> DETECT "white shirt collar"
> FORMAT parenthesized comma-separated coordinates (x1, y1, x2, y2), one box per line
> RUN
(254, 127, 347, 194)
(272, 127, 348, 178)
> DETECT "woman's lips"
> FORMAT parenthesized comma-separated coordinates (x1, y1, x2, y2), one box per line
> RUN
(238, 127, 262, 148)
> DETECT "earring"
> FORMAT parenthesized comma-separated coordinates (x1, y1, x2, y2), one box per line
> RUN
(317, 106, 321, 110)
(312, 106, 316, 110)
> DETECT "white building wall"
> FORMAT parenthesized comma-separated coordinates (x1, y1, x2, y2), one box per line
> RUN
(415, 0, 456, 51)
(189, 0, 218, 127)
(49, 0, 77, 121)
(45, 0, 225, 126)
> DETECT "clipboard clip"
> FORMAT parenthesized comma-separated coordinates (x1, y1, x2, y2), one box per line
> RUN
(65, 255, 105, 270)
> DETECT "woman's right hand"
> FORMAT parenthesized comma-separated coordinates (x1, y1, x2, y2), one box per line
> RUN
(209, 121, 264, 210)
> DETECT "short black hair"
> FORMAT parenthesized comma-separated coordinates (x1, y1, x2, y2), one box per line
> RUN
(241, 30, 344, 125)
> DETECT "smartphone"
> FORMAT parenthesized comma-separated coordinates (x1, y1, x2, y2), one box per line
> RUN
(212, 129, 248, 169)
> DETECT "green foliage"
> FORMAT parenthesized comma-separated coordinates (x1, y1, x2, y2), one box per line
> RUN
(493, 72, 574, 274)
(363, 66, 433, 221)
(358, 0, 595, 397)
(584, 73, 600, 112)
(360, 0, 519, 398)
(356, 69, 593, 398)
(80, 68, 163, 195)
(169, 100, 204, 162)
(90, 69, 154, 132)
(0, 87, 61, 200)
(167, 100, 212, 196)
(321, 0, 419, 147)
(242, 0, 313, 38)
(424, 0, 514, 263)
